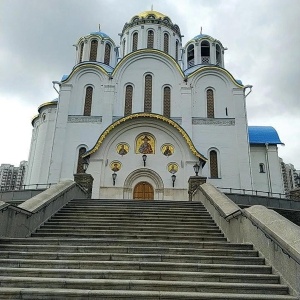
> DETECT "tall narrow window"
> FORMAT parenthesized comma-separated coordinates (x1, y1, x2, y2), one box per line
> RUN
(89, 39, 98, 61)
(76, 147, 86, 173)
(79, 42, 84, 63)
(84, 86, 93, 116)
(210, 150, 218, 178)
(259, 163, 265, 173)
(201, 41, 210, 64)
(163, 87, 171, 118)
(147, 30, 154, 48)
(175, 40, 179, 62)
(144, 75, 152, 113)
(123, 39, 126, 56)
(187, 44, 194, 67)
(216, 44, 221, 66)
(132, 32, 138, 51)
(124, 85, 133, 116)
(104, 43, 111, 65)
(207, 89, 214, 118)
(164, 33, 169, 54)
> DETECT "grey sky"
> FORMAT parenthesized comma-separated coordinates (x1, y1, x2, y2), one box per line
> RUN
(1, 0, 300, 169)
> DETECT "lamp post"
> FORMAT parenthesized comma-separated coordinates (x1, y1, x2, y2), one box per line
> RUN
(142, 154, 147, 167)
(193, 163, 200, 176)
(112, 172, 117, 186)
(83, 157, 90, 173)
(171, 174, 176, 188)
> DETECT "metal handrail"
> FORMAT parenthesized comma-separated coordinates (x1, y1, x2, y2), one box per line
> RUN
(217, 186, 288, 199)
(0, 183, 56, 192)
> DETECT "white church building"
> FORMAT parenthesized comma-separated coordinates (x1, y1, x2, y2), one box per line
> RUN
(25, 10, 284, 200)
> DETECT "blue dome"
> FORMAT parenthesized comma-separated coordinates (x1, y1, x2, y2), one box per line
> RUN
(90, 31, 110, 39)
(248, 126, 284, 145)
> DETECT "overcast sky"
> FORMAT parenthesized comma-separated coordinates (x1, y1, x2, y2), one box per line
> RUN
(1, 0, 300, 169)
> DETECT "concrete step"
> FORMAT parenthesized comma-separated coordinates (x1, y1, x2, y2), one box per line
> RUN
(31, 232, 227, 241)
(44, 221, 218, 231)
(0, 277, 290, 294)
(0, 251, 264, 265)
(0, 288, 297, 300)
(0, 238, 254, 250)
(0, 259, 273, 273)
(48, 217, 216, 226)
(0, 244, 259, 257)
(0, 267, 278, 283)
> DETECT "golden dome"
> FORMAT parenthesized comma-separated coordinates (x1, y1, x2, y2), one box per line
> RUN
(137, 10, 167, 19)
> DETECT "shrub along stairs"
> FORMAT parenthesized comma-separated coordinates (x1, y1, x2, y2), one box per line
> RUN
(0, 199, 297, 299)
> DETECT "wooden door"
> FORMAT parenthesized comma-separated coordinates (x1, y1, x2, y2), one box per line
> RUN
(133, 182, 154, 200)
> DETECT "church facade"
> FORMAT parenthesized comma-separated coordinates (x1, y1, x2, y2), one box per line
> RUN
(25, 10, 284, 199)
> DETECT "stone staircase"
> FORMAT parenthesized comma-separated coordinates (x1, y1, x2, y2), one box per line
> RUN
(0, 199, 297, 299)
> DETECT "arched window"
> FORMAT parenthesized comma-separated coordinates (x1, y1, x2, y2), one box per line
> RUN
(79, 42, 84, 63)
(76, 147, 86, 173)
(175, 40, 179, 62)
(89, 39, 98, 61)
(147, 30, 154, 48)
(124, 85, 133, 116)
(201, 41, 210, 64)
(132, 32, 138, 51)
(164, 33, 169, 53)
(104, 43, 111, 65)
(216, 44, 221, 66)
(84, 86, 93, 116)
(207, 89, 214, 118)
(163, 87, 171, 118)
(210, 150, 218, 178)
(122, 39, 126, 56)
(187, 44, 194, 67)
(144, 75, 152, 113)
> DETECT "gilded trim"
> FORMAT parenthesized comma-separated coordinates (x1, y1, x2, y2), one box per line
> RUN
(61, 64, 109, 83)
(83, 112, 207, 162)
(31, 114, 39, 126)
(187, 66, 243, 88)
(112, 49, 184, 77)
(38, 101, 58, 113)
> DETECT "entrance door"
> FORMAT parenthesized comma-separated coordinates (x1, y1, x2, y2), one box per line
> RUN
(133, 182, 154, 200)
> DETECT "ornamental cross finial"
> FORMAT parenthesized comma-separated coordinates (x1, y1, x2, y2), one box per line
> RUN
(200, 26, 202, 34)
(151, 4, 153, 11)
(98, 24, 101, 31)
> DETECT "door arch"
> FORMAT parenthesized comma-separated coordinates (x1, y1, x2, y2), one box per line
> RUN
(133, 181, 154, 200)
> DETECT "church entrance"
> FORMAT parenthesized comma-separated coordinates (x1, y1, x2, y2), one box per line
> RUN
(133, 182, 154, 200)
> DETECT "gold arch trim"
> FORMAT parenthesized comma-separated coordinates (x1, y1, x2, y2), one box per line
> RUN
(112, 49, 184, 77)
(187, 66, 243, 88)
(62, 64, 109, 83)
(83, 112, 207, 162)
(38, 101, 58, 113)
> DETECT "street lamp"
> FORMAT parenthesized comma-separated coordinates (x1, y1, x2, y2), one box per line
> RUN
(193, 163, 200, 176)
(142, 154, 147, 167)
(83, 156, 90, 173)
(112, 172, 117, 186)
(171, 174, 176, 187)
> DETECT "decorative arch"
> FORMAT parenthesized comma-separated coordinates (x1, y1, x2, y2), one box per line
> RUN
(83, 112, 207, 163)
(144, 74, 153, 113)
(206, 88, 215, 118)
(124, 84, 133, 116)
(76, 146, 87, 173)
(163, 86, 171, 118)
(147, 30, 154, 48)
(187, 44, 195, 67)
(164, 33, 169, 54)
(89, 39, 98, 61)
(132, 32, 138, 51)
(123, 168, 164, 200)
(208, 148, 220, 179)
(79, 42, 84, 63)
(84, 86, 93, 116)
(201, 40, 210, 64)
(104, 43, 111, 65)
